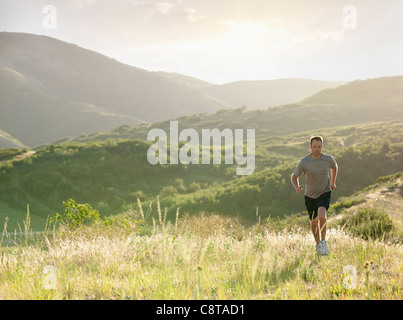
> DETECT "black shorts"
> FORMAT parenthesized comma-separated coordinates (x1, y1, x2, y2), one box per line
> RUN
(304, 191, 332, 221)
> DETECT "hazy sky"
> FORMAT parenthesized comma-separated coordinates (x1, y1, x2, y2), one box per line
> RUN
(1, 0, 403, 84)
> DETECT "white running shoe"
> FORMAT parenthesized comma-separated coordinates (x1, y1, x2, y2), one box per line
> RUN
(320, 240, 329, 255)
(315, 243, 323, 256)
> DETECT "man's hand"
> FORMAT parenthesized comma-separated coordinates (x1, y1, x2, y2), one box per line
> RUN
(296, 185, 303, 194)
(331, 183, 337, 190)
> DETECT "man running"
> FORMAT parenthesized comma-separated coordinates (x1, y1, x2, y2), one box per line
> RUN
(291, 135, 338, 256)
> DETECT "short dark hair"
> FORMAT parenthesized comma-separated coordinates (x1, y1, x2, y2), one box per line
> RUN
(310, 135, 323, 145)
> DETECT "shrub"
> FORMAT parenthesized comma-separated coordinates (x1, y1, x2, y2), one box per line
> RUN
(50, 198, 103, 230)
(337, 207, 393, 240)
(159, 186, 178, 197)
(50, 199, 144, 235)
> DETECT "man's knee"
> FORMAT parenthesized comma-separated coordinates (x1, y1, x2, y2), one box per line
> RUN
(318, 206, 327, 219)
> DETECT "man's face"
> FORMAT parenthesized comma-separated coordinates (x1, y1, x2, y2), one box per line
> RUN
(310, 140, 322, 156)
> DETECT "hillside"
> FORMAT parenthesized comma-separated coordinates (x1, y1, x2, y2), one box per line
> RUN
(162, 122, 403, 220)
(158, 72, 345, 109)
(0, 32, 231, 147)
(1, 120, 403, 231)
(328, 172, 403, 241)
(64, 75, 403, 145)
(303, 76, 403, 107)
(0, 129, 27, 149)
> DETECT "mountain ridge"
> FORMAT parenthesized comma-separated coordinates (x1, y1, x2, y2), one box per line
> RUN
(1, 32, 349, 148)
(61, 75, 403, 145)
(0, 32, 230, 147)
(200, 78, 346, 109)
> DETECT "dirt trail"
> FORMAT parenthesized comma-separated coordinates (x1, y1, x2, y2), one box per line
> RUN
(328, 177, 403, 225)
(14, 150, 36, 161)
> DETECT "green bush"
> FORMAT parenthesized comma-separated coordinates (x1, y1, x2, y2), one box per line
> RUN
(337, 207, 393, 240)
(50, 198, 103, 230)
(159, 186, 178, 197)
(50, 199, 144, 235)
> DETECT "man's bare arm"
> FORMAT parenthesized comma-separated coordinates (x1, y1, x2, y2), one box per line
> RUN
(291, 174, 303, 194)
(330, 163, 338, 189)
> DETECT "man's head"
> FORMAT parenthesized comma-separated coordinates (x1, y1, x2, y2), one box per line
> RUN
(310, 135, 323, 157)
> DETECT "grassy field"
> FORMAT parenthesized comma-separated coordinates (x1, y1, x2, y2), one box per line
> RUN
(0, 205, 401, 300)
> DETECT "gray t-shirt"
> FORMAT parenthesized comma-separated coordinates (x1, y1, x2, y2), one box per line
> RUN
(293, 153, 337, 199)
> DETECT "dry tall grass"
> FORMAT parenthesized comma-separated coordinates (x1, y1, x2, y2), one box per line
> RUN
(0, 209, 401, 300)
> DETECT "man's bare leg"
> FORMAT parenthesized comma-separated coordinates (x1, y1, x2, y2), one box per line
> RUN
(318, 206, 327, 241)
(311, 206, 327, 245)
(311, 217, 320, 245)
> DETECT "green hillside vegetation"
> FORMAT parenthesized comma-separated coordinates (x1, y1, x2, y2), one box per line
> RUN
(0, 148, 27, 161)
(165, 129, 403, 220)
(1, 120, 403, 231)
(0, 139, 234, 230)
